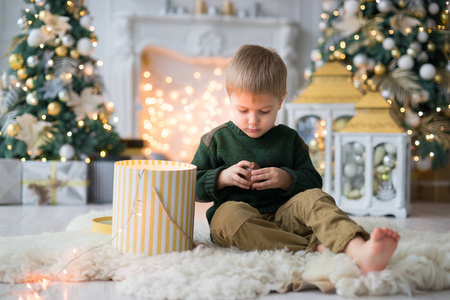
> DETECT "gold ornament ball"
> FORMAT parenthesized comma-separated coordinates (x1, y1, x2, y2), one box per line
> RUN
(9, 53, 24, 70)
(370, 83, 378, 92)
(6, 123, 20, 137)
(70, 49, 80, 59)
(17, 68, 28, 80)
(333, 49, 343, 59)
(55, 45, 68, 57)
(25, 78, 35, 89)
(391, 49, 401, 58)
(48, 102, 62, 116)
(374, 63, 386, 75)
(441, 12, 449, 25)
(434, 73, 443, 83)
(427, 42, 436, 52)
(98, 110, 110, 122)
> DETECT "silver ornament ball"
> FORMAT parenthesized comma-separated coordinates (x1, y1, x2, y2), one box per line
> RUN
(26, 56, 39, 68)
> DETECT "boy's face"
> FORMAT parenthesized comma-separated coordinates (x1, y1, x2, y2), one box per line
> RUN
(229, 90, 286, 139)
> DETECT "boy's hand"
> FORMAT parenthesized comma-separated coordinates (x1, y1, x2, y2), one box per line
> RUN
(217, 161, 257, 190)
(251, 167, 293, 191)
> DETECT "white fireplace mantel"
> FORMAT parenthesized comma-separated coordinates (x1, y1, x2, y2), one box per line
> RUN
(110, 12, 301, 138)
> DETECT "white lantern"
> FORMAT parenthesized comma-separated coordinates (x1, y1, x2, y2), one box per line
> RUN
(286, 62, 362, 195)
(334, 92, 411, 218)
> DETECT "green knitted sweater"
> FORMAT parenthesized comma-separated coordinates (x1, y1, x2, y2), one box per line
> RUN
(191, 121, 323, 224)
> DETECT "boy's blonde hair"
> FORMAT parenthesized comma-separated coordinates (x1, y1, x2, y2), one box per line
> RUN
(226, 45, 287, 99)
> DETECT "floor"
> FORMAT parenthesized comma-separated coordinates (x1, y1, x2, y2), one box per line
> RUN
(0, 201, 449, 300)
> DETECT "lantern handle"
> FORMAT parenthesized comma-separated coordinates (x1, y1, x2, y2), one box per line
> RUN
(152, 187, 197, 248)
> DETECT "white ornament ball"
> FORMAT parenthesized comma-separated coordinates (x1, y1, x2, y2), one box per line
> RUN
(80, 15, 93, 30)
(410, 41, 422, 53)
(318, 21, 327, 32)
(26, 93, 38, 106)
(377, 0, 392, 13)
(384, 143, 397, 155)
(415, 157, 432, 172)
(382, 37, 396, 50)
(353, 143, 364, 155)
(404, 110, 421, 128)
(59, 144, 75, 160)
(344, 0, 360, 15)
(62, 35, 75, 47)
(446, 61, 450, 73)
(35, 0, 46, 7)
(398, 55, 414, 70)
(417, 31, 429, 43)
(304, 67, 312, 79)
(77, 37, 94, 56)
(428, 3, 440, 15)
(27, 29, 42, 47)
(17, 17, 27, 29)
(353, 53, 368, 68)
(58, 89, 69, 102)
(315, 60, 325, 69)
(417, 51, 429, 63)
(419, 63, 436, 80)
(310, 49, 322, 62)
(26, 56, 39, 68)
(381, 89, 390, 99)
(344, 163, 358, 178)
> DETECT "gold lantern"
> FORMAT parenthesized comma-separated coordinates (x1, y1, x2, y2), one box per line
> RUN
(334, 92, 411, 218)
(286, 62, 362, 195)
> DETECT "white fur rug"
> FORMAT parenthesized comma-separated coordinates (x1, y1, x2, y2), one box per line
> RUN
(1, 210, 450, 299)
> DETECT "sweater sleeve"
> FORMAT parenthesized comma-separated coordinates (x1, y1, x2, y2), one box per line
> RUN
(280, 134, 323, 198)
(191, 139, 230, 203)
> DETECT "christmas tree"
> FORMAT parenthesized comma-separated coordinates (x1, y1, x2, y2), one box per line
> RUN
(0, 0, 123, 161)
(308, 0, 450, 169)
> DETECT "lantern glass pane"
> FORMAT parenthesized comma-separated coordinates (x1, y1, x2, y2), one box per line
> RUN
(296, 116, 325, 178)
(373, 143, 397, 201)
(333, 116, 352, 131)
(332, 116, 353, 187)
(341, 142, 365, 200)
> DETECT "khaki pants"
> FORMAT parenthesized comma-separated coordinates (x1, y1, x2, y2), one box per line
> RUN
(210, 188, 370, 253)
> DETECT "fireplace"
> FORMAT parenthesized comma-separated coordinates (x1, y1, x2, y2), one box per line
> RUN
(110, 13, 301, 161)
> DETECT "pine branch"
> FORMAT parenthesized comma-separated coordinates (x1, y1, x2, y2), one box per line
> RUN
(372, 68, 423, 107)
(0, 107, 20, 133)
(419, 113, 450, 150)
(53, 56, 79, 78)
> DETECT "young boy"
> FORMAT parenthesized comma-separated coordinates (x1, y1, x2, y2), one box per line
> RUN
(191, 45, 399, 273)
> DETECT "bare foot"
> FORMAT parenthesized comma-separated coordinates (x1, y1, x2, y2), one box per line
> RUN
(354, 227, 400, 273)
(316, 244, 326, 253)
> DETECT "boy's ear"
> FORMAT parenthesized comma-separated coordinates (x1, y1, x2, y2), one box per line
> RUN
(279, 91, 288, 108)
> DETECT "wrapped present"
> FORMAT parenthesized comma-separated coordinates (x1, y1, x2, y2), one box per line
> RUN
(22, 161, 89, 205)
(0, 159, 22, 204)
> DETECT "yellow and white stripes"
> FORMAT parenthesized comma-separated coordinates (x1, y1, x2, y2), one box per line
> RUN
(112, 160, 197, 256)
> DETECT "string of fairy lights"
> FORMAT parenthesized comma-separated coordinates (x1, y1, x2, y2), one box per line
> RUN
(6, 170, 145, 300)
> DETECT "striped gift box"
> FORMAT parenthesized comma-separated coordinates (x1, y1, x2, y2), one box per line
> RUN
(112, 160, 197, 255)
